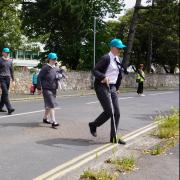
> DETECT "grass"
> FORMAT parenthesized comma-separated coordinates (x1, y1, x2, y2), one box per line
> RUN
(105, 156, 136, 172)
(80, 169, 118, 180)
(153, 108, 179, 139)
(144, 108, 179, 155)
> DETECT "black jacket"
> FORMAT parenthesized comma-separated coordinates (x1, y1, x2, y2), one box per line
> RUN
(92, 54, 122, 90)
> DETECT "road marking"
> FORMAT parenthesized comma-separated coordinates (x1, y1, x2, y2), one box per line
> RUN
(148, 92, 174, 96)
(33, 121, 158, 180)
(0, 108, 61, 119)
(118, 97, 134, 100)
(86, 91, 175, 105)
(86, 97, 134, 105)
(86, 101, 98, 104)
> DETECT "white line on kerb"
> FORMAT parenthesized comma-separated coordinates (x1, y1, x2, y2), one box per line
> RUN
(0, 108, 61, 119)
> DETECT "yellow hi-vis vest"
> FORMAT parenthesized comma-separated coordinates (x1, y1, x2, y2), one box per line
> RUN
(136, 70, 145, 82)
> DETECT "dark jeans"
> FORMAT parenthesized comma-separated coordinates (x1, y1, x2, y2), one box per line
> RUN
(0, 76, 13, 111)
(137, 82, 144, 94)
(92, 83, 120, 139)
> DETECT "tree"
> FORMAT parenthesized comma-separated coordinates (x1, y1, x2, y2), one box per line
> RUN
(117, 0, 179, 72)
(0, 0, 22, 51)
(21, 0, 125, 69)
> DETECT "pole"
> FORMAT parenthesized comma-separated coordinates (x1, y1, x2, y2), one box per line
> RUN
(93, 16, 96, 68)
(91, 16, 96, 89)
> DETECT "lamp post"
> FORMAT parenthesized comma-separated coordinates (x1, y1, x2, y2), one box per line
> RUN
(93, 16, 96, 68)
(91, 16, 96, 89)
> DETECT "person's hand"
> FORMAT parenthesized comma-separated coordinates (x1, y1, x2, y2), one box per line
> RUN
(12, 81, 16, 87)
(101, 77, 109, 86)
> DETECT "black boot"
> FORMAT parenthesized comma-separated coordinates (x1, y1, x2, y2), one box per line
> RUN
(110, 137, 126, 145)
(89, 122, 97, 137)
(8, 108, 15, 115)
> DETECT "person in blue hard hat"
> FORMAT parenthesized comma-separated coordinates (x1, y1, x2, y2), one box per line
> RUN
(37, 52, 61, 128)
(88, 38, 127, 145)
(0, 48, 15, 115)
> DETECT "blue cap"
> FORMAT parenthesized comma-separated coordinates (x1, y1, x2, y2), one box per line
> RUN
(48, 53, 57, 60)
(110, 39, 126, 49)
(2, 48, 10, 53)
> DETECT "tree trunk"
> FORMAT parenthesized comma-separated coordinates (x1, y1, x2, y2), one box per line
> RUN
(122, 0, 142, 68)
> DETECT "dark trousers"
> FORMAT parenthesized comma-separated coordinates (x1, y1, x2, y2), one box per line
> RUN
(93, 83, 120, 139)
(137, 82, 144, 94)
(0, 77, 13, 111)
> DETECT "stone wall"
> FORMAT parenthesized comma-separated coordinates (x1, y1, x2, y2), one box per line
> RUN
(9, 71, 179, 94)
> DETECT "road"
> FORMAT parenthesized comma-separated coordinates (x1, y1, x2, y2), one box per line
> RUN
(0, 90, 179, 180)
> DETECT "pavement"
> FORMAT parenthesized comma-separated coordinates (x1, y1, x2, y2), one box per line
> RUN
(120, 143, 179, 180)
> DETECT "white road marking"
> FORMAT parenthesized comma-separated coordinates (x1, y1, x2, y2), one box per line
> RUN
(148, 92, 174, 96)
(118, 97, 134, 100)
(86, 97, 134, 105)
(0, 108, 61, 119)
(86, 91, 175, 105)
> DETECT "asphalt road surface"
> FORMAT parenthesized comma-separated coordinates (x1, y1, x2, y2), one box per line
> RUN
(0, 90, 179, 180)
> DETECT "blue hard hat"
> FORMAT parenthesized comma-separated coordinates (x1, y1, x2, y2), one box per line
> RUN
(109, 38, 126, 49)
(2, 48, 10, 53)
(48, 53, 57, 60)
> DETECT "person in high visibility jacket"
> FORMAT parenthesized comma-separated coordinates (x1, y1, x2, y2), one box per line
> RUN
(136, 64, 145, 96)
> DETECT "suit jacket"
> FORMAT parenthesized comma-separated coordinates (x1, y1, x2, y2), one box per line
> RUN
(92, 53, 122, 90)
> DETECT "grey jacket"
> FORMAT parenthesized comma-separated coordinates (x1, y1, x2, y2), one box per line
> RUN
(37, 64, 60, 90)
(0, 57, 14, 80)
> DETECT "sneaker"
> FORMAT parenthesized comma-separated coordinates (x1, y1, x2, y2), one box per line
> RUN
(8, 108, 15, 115)
(43, 119, 52, 124)
(140, 94, 145, 96)
(0, 109, 7, 112)
(52, 122, 59, 128)
(89, 122, 97, 137)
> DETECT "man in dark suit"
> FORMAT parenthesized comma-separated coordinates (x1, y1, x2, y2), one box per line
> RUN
(89, 38, 127, 144)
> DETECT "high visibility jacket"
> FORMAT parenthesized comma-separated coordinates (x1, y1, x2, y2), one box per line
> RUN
(136, 70, 145, 82)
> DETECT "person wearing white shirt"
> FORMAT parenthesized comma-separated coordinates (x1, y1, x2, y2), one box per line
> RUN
(89, 38, 127, 144)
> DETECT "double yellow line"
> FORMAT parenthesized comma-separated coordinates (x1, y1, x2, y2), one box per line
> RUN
(34, 121, 158, 180)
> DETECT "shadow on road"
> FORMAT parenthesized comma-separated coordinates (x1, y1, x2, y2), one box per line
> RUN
(36, 138, 106, 148)
(0, 122, 44, 128)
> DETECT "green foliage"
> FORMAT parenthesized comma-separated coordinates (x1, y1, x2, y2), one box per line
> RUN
(113, 0, 179, 71)
(21, 0, 125, 70)
(106, 156, 136, 172)
(0, 0, 22, 50)
(80, 169, 118, 180)
(154, 108, 179, 139)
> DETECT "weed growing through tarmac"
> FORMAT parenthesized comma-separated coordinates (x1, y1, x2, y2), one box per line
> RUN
(144, 108, 179, 155)
(80, 169, 118, 180)
(153, 108, 179, 139)
(105, 155, 136, 173)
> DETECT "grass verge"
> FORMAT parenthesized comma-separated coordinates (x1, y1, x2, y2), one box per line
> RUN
(144, 108, 179, 155)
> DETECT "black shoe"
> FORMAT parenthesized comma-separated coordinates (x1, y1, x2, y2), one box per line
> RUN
(43, 119, 51, 124)
(89, 122, 97, 137)
(8, 108, 15, 115)
(110, 137, 126, 145)
(0, 109, 7, 112)
(52, 122, 59, 128)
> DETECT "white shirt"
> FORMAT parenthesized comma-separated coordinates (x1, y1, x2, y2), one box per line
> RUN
(105, 51, 120, 84)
